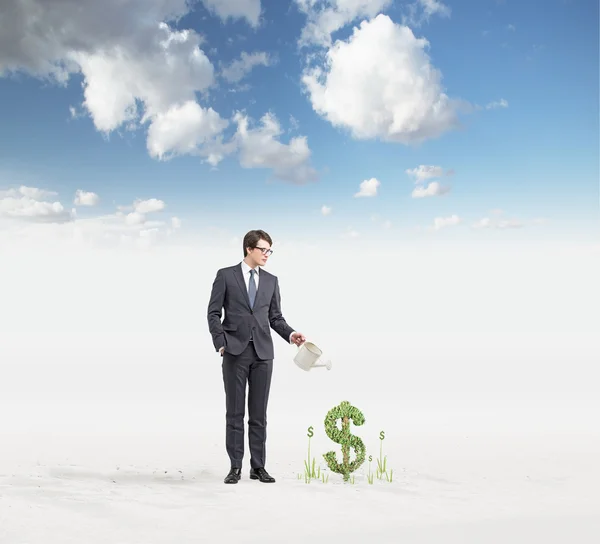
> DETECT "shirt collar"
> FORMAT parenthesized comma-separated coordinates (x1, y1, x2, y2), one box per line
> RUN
(241, 260, 259, 275)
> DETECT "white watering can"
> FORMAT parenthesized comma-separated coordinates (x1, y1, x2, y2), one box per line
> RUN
(293, 341, 332, 372)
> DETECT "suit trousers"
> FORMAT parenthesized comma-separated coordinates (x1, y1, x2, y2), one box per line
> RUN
(222, 341, 273, 469)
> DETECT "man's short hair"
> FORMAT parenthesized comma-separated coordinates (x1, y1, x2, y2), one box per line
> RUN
(243, 229, 273, 257)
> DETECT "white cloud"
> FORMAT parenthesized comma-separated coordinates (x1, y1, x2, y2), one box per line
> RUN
(0, 184, 181, 250)
(133, 199, 165, 214)
(232, 112, 317, 184)
(485, 98, 509, 109)
(0, 0, 235, 169)
(0, 0, 318, 183)
(406, 165, 446, 183)
(125, 211, 146, 225)
(71, 23, 215, 133)
(0, 197, 72, 223)
(0, 1, 192, 79)
(146, 101, 228, 161)
(354, 177, 380, 197)
(295, 0, 392, 47)
(412, 181, 450, 198)
(14, 186, 58, 200)
(433, 214, 461, 230)
(74, 190, 100, 206)
(221, 51, 274, 83)
(403, 0, 451, 27)
(417, 0, 450, 18)
(200, 0, 262, 27)
(0, 186, 72, 223)
(321, 205, 332, 215)
(302, 14, 463, 144)
(118, 198, 166, 226)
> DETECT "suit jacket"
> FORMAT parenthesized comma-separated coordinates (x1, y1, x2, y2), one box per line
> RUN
(207, 263, 295, 360)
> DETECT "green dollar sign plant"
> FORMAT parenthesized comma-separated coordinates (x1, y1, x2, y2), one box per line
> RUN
(323, 400, 366, 482)
(367, 455, 374, 484)
(376, 430, 393, 482)
(303, 425, 322, 483)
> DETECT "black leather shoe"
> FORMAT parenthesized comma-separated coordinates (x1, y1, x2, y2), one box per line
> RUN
(224, 467, 241, 484)
(250, 467, 275, 483)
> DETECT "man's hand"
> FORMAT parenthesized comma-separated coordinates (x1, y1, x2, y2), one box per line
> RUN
(219, 347, 224, 356)
(290, 332, 306, 346)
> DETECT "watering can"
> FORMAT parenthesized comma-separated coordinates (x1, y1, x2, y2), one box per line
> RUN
(293, 341, 332, 372)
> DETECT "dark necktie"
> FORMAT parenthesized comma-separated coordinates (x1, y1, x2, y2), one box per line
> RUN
(248, 269, 257, 307)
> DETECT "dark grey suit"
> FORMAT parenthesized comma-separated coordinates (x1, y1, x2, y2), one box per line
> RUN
(207, 263, 295, 469)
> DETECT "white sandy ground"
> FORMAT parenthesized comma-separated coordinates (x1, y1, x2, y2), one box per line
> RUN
(1, 241, 599, 542)
(0, 429, 598, 543)
(1, 427, 599, 543)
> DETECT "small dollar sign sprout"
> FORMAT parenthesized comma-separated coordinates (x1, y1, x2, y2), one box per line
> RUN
(323, 400, 366, 482)
(304, 425, 317, 480)
(377, 430, 388, 479)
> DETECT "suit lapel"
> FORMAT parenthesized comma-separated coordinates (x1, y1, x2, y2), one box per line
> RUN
(233, 264, 251, 309)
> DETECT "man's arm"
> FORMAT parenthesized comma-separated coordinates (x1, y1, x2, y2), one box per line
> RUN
(269, 276, 295, 343)
(207, 269, 226, 353)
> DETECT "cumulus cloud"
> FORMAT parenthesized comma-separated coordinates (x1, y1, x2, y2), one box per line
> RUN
(74, 190, 100, 206)
(406, 164, 452, 195)
(485, 98, 509, 110)
(302, 14, 463, 144)
(0, 0, 223, 156)
(133, 198, 165, 214)
(0, 0, 319, 182)
(1, 0, 317, 182)
(403, 0, 451, 27)
(354, 177, 380, 197)
(0, 185, 181, 250)
(232, 112, 317, 184)
(321, 205, 332, 215)
(412, 181, 450, 198)
(146, 101, 229, 160)
(0, 186, 72, 223)
(406, 165, 447, 183)
(221, 51, 274, 83)
(295, 0, 392, 47)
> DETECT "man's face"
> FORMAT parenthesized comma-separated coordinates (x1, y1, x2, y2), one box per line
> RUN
(247, 239, 272, 267)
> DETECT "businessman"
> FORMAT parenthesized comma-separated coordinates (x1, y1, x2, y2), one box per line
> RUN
(207, 229, 305, 484)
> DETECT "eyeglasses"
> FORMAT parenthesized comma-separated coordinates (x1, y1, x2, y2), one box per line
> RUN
(255, 246, 273, 256)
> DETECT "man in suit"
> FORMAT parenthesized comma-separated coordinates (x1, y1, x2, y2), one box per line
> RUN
(207, 229, 306, 484)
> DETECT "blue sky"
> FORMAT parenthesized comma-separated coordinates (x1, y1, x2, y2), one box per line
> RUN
(0, 0, 597, 247)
